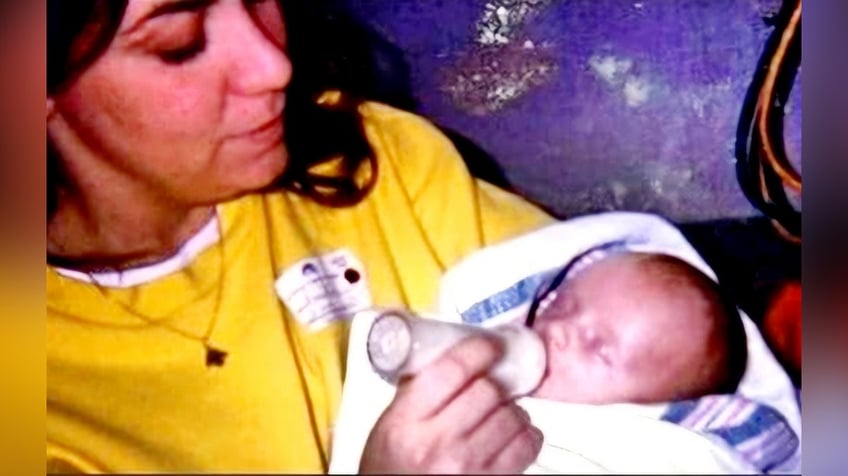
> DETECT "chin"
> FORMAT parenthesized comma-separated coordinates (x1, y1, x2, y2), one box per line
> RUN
(235, 146, 289, 190)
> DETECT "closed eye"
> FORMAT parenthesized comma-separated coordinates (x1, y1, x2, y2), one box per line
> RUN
(134, 9, 208, 65)
(580, 329, 613, 366)
(596, 345, 613, 365)
(157, 37, 206, 64)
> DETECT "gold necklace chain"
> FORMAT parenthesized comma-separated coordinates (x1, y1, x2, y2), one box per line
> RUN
(85, 215, 228, 368)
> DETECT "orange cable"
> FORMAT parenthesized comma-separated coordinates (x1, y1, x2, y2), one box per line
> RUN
(756, 0, 802, 193)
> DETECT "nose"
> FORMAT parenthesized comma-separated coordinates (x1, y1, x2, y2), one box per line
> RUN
(224, 4, 292, 95)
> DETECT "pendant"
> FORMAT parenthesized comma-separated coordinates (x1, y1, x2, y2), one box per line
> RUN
(205, 345, 228, 367)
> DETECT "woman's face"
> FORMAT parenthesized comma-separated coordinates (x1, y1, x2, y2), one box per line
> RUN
(47, 0, 292, 205)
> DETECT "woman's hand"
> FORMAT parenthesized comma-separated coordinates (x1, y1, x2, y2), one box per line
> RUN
(359, 335, 543, 474)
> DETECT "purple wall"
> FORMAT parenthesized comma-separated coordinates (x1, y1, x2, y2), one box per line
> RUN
(339, 0, 802, 222)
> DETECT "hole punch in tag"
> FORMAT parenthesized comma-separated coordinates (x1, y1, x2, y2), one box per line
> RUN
(275, 249, 372, 331)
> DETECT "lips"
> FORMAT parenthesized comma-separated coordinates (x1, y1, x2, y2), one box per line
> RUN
(236, 114, 283, 140)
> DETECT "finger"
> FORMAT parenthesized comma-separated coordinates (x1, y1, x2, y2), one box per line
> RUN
(436, 376, 505, 436)
(484, 424, 544, 473)
(395, 334, 503, 419)
(463, 403, 533, 466)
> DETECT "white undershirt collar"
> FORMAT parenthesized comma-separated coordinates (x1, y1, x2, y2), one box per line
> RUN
(53, 215, 220, 288)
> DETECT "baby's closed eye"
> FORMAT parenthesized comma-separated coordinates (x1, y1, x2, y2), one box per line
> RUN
(579, 328, 613, 365)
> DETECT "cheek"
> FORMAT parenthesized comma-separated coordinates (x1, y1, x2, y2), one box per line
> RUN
(121, 73, 223, 138)
(64, 61, 224, 143)
(550, 349, 600, 385)
(544, 360, 623, 403)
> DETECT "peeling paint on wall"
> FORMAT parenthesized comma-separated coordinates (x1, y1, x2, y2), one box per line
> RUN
(588, 55, 633, 85)
(440, 0, 561, 115)
(751, 0, 783, 18)
(622, 76, 651, 107)
(441, 41, 557, 115)
(476, 0, 555, 45)
(343, 0, 802, 221)
(588, 54, 653, 107)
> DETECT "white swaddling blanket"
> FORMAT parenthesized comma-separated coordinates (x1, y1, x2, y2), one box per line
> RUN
(330, 310, 760, 474)
(328, 212, 801, 473)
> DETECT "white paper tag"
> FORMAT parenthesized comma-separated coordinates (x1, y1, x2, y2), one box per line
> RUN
(275, 249, 372, 330)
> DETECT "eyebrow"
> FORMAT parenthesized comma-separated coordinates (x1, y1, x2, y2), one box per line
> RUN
(524, 240, 629, 328)
(125, 0, 215, 34)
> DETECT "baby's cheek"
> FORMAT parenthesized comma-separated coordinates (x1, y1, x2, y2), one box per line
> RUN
(630, 362, 687, 401)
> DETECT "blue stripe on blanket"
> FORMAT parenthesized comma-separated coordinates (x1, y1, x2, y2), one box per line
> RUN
(710, 405, 789, 445)
(460, 271, 552, 324)
(662, 397, 799, 473)
(744, 431, 798, 473)
(661, 400, 699, 424)
(711, 406, 799, 472)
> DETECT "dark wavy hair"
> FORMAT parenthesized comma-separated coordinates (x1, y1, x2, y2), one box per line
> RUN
(47, 0, 379, 217)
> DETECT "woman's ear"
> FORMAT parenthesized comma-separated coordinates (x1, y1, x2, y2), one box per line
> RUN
(47, 97, 56, 119)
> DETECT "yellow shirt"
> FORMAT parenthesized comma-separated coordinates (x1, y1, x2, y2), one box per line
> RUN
(46, 102, 552, 472)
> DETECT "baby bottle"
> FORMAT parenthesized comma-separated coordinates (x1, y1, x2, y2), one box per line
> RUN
(366, 308, 547, 398)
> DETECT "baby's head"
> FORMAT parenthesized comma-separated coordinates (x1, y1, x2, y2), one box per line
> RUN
(529, 252, 747, 404)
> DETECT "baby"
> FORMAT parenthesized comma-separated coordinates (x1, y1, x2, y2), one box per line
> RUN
(330, 213, 800, 474)
(526, 250, 748, 405)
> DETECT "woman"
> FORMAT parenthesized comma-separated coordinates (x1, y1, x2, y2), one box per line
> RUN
(46, 0, 550, 472)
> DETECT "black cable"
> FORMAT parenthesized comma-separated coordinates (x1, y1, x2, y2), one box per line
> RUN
(734, 0, 802, 241)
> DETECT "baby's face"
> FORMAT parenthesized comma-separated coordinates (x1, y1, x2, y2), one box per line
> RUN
(529, 254, 714, 404)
